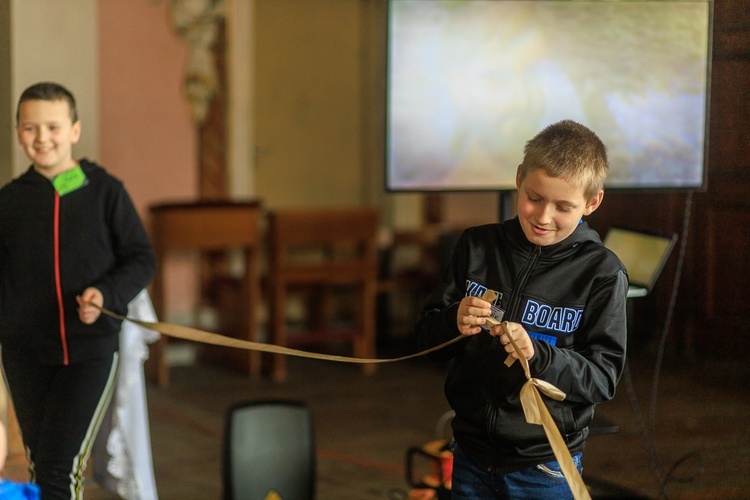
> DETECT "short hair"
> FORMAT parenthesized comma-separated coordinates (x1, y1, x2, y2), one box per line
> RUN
(519, 119, 608, 200)
(16, 82, 78, 124)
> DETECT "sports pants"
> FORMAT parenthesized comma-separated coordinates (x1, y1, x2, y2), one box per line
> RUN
(1, 348, 119, 500)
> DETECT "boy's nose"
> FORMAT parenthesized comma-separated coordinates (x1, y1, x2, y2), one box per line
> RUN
(536, 205, 553, 224)
(35, 128, 49, 142)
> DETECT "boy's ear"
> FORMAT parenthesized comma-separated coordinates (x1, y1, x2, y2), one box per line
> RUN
(583, 190, 604, 216)
(71, 120, 82, 144)
(515, 165, 523, 190)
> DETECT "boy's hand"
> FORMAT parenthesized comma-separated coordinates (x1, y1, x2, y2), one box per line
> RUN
(456, 296, 493, 336)
(492, 321, 535, 360)
(76, 287, 103, 325)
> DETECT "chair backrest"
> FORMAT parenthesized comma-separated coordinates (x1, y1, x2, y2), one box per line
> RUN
(223, 399, 315, 500)
(268, 207, 379, 283)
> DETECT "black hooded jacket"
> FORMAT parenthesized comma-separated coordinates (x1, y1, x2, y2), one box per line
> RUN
(0, 159, 156, 365)
(416, 217, 628, 474)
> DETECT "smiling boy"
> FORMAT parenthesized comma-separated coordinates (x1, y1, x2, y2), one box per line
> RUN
(416, 120, 628, 498)
(16, 90, 81, 179)
(0, 82, 156, 499)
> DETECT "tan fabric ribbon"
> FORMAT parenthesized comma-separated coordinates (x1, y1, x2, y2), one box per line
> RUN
(498, 320, 591, 500)
(99, 303, 590, 498)
(96, 305, 464, 364)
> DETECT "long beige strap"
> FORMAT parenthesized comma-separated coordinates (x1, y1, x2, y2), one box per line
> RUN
(97, 305, 464, 364)
(99, 305, 590, 498)
(500, 321, 591, 500)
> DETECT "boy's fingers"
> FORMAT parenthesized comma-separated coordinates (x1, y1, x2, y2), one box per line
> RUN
(467, 297, 490, 308)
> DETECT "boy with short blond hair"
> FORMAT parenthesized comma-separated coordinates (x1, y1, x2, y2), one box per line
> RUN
(417, 119, 628, 498)
(0, 82, 156, 499)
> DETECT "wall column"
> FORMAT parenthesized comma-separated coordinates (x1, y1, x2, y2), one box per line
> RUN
(2, 0, 98, 180)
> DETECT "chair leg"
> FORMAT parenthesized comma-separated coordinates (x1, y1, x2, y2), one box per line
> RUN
(305, 286, 330, 332)
(357, 283, 377, 375)
(271, 287, 287, 383)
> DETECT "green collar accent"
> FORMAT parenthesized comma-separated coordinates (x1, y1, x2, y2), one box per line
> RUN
(52, 166, 88, 196)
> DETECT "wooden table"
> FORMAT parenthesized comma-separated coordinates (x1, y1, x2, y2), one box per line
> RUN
(147, 200, 263, 387)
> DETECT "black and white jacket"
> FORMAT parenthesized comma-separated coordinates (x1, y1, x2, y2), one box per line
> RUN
(416, 216, 628, 474)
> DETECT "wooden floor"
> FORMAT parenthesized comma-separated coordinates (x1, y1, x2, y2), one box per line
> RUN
(4, 340, 750, 499)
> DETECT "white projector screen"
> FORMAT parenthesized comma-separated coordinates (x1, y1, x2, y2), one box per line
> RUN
(386, 0, 712, 192)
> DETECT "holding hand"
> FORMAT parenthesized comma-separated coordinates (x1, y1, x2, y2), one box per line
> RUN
(492, 321, 535, 361)
(76, 287, 103, 325)
(456, 296, 493, 336)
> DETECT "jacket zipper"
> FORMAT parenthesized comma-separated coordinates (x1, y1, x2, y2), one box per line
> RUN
(486, 244, 541, 456)
(507, 245, 542, 320)
(53, 192, 69, 365)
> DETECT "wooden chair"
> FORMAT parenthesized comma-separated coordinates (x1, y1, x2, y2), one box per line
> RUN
(148, 200, 262, 387)
(266, 207, 379, 382)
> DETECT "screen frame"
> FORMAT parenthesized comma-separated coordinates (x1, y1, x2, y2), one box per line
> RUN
(384, 0, 714, 194)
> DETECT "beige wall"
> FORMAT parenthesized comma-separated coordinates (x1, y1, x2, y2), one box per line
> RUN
(6, 0, 99, 178)
(0, 1, 11, 183)
(1, 0, 199, 321)
(98, 0, 197, 221)
(2, 0, 197, 219)
(1, 0, 497, 321)
(245, 0, 495, 228)
(98, 0, 200, 322)
(3, 0, 497, 226)
(252, 0, 366, 210)
(98, 0, 199, 321)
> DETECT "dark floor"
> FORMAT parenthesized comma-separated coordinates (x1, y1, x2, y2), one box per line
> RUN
(6, 338, 750, 499)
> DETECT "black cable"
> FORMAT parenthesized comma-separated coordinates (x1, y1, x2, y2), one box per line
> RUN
(624, 191, 705, 499)
(622, 361, 665, 496)
(663, 451, 705, 486)
(649, 191, 692, 453)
